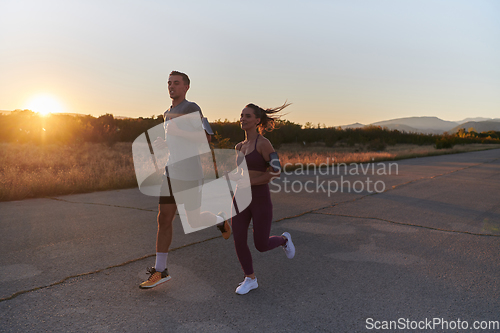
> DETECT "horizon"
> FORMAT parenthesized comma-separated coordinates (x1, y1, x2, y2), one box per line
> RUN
(2, 108, 498, 129)
(1, 1, 499, 127)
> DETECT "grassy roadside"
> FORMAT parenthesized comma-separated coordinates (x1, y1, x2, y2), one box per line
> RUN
(1, 142, 499, 202)
(277, 143, 500, 170)
(0, 142, 137, 202)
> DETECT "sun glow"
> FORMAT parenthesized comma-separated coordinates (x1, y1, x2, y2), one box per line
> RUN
(26, 94, 65, 116)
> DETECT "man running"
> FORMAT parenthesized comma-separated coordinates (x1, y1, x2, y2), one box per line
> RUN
(139, 71, 229, 289)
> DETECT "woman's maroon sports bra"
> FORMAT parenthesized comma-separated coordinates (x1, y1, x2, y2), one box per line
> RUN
(237, 135, 268, 172)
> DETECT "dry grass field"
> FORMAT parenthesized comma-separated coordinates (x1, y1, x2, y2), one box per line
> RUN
(0, 142, 137, 201)
(277, 142, 500, 168)
(1, 142, 499, 201)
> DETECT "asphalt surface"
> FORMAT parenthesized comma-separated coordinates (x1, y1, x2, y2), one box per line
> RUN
(1, 149, 499, 332)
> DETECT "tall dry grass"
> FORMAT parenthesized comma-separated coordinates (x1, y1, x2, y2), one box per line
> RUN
(276, 143, 500, 170)
(0, 142, 137, 201)
(278, 147, 393, 169)
(1, 142, 499, 201)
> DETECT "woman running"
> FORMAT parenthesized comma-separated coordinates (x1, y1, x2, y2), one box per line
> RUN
(230, 102, 295, 295)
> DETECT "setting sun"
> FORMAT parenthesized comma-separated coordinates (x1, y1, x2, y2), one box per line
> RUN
(26, 94, 65, 116)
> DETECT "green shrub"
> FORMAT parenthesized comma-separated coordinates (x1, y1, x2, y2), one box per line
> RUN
(367, 138, 387, 151)
(435, 137, 454, 149)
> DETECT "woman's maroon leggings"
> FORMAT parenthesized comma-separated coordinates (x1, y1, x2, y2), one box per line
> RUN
(231, 184, 286, 276)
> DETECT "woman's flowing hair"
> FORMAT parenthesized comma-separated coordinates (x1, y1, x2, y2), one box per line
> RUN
(246, 101, 291, 134)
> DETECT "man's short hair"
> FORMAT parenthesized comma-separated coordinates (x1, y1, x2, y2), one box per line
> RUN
(170, 71, 190, 86)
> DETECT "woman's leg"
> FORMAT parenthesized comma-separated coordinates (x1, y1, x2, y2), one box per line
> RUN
(252, 194, 286, 253)
(232, 205, 254, 276)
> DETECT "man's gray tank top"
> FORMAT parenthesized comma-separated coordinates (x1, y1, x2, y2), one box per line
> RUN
(163, 99, 204, 181)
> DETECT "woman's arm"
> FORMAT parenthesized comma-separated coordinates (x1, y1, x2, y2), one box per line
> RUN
(227, 142, 244, 181)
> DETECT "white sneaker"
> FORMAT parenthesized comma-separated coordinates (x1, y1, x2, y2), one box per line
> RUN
(235, 277, 258, 295)
(282, 232, 295, 259)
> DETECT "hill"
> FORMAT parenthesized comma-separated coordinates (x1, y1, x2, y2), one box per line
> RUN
(340, 121, 438, 133)
(373, 123, 423, 133)
(456, 117, 494, 123)
(339, 122, 365, 129)
(450, 121, 500, 133)
(371, 116, 458, 134)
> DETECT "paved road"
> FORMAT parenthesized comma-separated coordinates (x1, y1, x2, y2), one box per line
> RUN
(1, 149, 499, 332)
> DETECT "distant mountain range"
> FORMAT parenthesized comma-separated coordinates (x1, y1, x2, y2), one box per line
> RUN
(340, 116, 500, 134)
(449, 121, 500, 133)
(3, 110, 499, 134)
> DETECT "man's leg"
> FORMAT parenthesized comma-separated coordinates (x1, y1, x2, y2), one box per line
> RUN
(185, 207, 218, 228)
(157, 203, 177, 253)
(139, 203, 176, 289)
(181, 183, 219, 229)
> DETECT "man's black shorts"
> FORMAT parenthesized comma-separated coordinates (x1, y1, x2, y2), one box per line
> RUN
(158, 176, 202, 211)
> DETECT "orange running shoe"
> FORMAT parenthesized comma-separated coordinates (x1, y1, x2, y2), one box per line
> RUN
(216, 212, 231, 240)
(139, 267, 171, 289)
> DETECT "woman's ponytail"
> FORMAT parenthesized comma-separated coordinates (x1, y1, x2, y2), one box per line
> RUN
(246, 101, 291, 134)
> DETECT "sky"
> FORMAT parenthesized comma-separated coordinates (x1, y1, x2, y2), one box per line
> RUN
(1, 0, 499, 127)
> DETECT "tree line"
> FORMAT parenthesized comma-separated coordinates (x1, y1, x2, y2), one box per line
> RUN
(1, 110, 499, 149)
